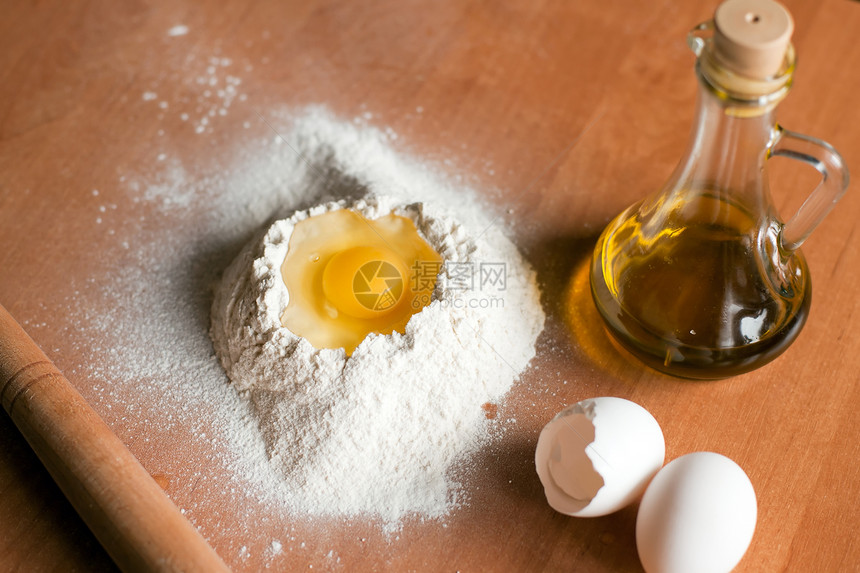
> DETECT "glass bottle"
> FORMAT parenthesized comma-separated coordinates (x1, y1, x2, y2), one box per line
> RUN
(590, 0, 849, 379)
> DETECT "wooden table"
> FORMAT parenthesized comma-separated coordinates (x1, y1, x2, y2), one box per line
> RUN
(2, 0, 858, 570)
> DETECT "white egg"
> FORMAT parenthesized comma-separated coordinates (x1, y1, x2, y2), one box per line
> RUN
(636, 452, 757, 573)
(534, 396, 665, 517)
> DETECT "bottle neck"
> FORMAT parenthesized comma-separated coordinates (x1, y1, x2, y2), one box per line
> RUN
(664, 33, 795, 209)
(677, 77, 778, 197)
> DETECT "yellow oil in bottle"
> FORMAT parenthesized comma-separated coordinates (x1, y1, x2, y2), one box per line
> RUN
(590, 192, 811, 379)
(586, 0, 849, 379)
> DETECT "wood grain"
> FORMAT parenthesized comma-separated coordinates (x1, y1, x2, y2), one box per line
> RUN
(1, 0, 858, 571)
(0, 305, 229, 572)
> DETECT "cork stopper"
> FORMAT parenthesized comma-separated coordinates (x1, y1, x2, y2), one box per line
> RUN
(713, 0, 794, 78)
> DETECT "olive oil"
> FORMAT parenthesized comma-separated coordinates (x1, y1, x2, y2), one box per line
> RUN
(587, 0, 848, 379)
(590, 194, 810, 379)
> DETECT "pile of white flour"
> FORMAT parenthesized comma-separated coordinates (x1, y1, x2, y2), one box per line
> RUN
(211, 192, 544, 523)
(63, 103, 544, 533)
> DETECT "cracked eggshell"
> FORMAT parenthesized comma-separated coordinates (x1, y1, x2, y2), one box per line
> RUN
(535, 396, 665, 517)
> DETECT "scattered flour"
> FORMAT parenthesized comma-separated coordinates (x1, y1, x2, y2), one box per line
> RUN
(268, 540, 283, 556)
(140, 56, 245, 135)
(211, 194, 543, 522)
(167, 25, 190, 37)
(51, 99, 545, 564)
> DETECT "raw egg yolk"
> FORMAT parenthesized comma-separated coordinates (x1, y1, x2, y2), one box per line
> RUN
(280, 209, 442, 355)
(321, 246, 410, 321)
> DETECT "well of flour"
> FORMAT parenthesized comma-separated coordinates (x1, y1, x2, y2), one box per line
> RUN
(210, 130, 544, 524)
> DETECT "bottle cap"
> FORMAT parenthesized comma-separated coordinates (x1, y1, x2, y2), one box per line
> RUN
(713, 0, 794, 78)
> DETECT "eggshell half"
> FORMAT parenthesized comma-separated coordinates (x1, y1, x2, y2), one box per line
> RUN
(636, 452, 757, 573)
(535, 397, 665, 517)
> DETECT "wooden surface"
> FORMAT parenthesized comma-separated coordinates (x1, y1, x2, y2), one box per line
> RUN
(0, 305, 230, 572)
(1, 0, 859, 571)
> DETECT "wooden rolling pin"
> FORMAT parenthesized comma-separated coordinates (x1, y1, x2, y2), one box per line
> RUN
(0, 304, 231, 572)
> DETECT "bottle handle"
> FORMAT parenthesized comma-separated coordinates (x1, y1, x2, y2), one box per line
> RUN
(769, 125, 850, 251)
